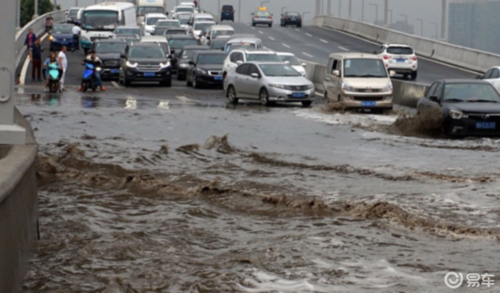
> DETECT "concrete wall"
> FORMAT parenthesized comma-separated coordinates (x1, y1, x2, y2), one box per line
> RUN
(313, 15, 500, 73)
(0, 109, 38, 293)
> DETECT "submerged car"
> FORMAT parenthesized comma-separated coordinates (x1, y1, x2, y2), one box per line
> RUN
(417, 79, 500, 137)
(224, 61, 315, 106)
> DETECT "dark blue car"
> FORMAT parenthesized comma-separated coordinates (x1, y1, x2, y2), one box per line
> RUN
(49, 24, 77, 51)
(220, 5, 234, 22)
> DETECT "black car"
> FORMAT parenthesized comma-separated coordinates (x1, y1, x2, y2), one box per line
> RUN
(177, 45, 210, 80)
(417, 79, 500, 137)
(167, 35, 200, 72)
(119, 42, 172, 87)
(91, 39, 128, 80)
(186, 51, 228, 88)
(280, 11, 302, 27)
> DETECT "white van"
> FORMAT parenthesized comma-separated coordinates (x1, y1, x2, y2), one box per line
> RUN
(207, 25, 235, 42)
(136, 0, 168, 26)
(80, 2, 137, 55)
(323, 52, 395, 111)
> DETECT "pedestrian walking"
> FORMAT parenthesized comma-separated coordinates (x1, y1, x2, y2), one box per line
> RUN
(24, 28, 37, 50)
(29, 38, 44, 82)
(72, 23, 81, 51)
(58, 46, 68, 91)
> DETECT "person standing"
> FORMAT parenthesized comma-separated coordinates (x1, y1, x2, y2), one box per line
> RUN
(72, 23, 81, 51)
(29, 38, 44, 82)
(24, 28, 37, 50)
(58, 46, 68, 91)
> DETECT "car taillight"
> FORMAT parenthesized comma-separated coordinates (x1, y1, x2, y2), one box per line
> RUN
(410, 55, 417, 61)
(267, 16, 272, 19)
(254, 15, 259, 18)
(383, 55, 392, 60)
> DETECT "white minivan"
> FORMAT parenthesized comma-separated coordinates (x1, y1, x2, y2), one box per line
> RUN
(207, 25, 235, 42)
(323, 52, 395, 111)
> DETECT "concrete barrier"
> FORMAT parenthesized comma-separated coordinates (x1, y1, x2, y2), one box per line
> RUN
(0, 108, 38, 293)
(313, 15, 500, 73)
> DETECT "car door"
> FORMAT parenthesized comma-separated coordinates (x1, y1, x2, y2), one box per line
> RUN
(417, 82, 439, 113)
(325, 58, 341, 101)
(233, 64, 250, 97)
(243, 64, 263, 99)
(227, 52, 243, 73)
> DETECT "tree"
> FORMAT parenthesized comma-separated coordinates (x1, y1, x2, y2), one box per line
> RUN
(21, 0, 56, 27)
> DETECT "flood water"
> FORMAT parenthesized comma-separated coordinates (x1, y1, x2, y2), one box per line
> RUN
(19, 90, 500, 292)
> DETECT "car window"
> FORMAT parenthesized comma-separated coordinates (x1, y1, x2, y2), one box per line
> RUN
(236, 64, 250, 75)
(53, 25, 73, 34)
(490, 69, 500, 79)
(157, 21, 180, 28)
(115, 28, 140, 35)
(248, 64, 260, 75)
(222, 5, 233, 12)
(443, 83, 500, 102)
(197, 53, 227, 64)
(211, 30, 234, 39)
(425, 82, 439, 98)
(386, 47, 414, 55)
(168, 39, 198, 49)
(483, 69, 493, 79)
(259, 64, 300, 77)
(230, 52, 243, 62)
(434, 82, 444, 98)
(343, 58, 387, 78)
(225, 42, 255, 52)
(137, 7, 164, 16)
(95, 42, 127, 53)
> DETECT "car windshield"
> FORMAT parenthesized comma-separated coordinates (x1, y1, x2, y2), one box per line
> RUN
(129, 46, 165, 58)
(137, 7, 164, 16)
(178, 17, 190, 24)
(175, 7, 194, 13)
(211, 39, 228, 49)
(197, 53, 227, 64)
(387, 47, 414, 55)
(181, 48, 208, 58)
(343, 58, 388, 78)
(115, 28, 140, 35)
(147, 17, 166, 25)
(225, 42, 255, 52)
(157, 21, 180, 28)
(165, 29, 186, 35)
(259, 64, 301, 77)
(279, 55, 301, 66)
(168, 39, 198, 49)
(95, 42, 127, 53)
(222, 6, 233, 12)
(52, 24, 73, 34)
(287, 12, 300, 16)
(194, 23, 214, 31)
(443, 83, 500, 102)
(256, 11, 271, 17)
(246, 53, 283, 62)
(82, 10, 118, 30)
(212, 30, 234, 39)
(69, 9, 79, 17)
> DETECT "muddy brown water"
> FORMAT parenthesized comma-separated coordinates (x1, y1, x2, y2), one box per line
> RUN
(17, 91, 500, 292)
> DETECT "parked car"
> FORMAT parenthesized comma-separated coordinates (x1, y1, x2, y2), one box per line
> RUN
(222, 48, 283, 78)
(280, 11, 302, 27)
(167, 35, 200, 72)
(207, 25, 235, 42)
(416, 79, 500, 137)
(177, 45, 210, 80)
(49, 24, 78, 51)
(90, 39, 129, 80)
(373, 43, 418, 80)
(186, 51, 228, 88)
(323, 52, 395, 111)
(119, 42, 172, 86)
(220, 5, 235, 22)
(224, 61, 315, 106)
(276, 52, 307, 76)
(251, 10, 273, 27)
(475, 66, 500, 93)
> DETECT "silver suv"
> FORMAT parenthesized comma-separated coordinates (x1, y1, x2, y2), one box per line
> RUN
(373, 44, 418, 80)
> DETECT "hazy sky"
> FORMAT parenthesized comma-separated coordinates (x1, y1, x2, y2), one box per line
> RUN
(55, 0, 446, 38)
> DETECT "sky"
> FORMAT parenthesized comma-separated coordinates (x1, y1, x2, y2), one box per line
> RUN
(51, 0, 466, 39)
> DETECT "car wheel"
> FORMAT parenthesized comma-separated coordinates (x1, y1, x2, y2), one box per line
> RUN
(259, 88, 270, 106)
(227, 85, 239, 104)
(411, 71, 417, 80)
(302, 101, 312, 107)
(269, 23, 272, 27)
(193, 76, 200, 89)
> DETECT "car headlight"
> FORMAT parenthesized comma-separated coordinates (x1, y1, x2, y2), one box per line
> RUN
(449, 109, 467, 119)
(306, 84, 314, 90)
(179, 63, 189, 68)
(49, 36, 56, 41)
(160, 61, 171, 68)
(268, 83, 285, 89)
(342, 82, 353, 92)
(126, 61, 138, 68)
(196, 68, 207, 74)
(81, 36, 90, 41)
(384, 81, 393, 92)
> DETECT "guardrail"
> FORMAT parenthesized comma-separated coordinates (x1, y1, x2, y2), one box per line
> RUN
(313, 15, 500, 74)
(15, 10, 68, 74)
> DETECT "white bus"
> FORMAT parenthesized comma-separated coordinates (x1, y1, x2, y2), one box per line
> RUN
(80, 2, 137, 54)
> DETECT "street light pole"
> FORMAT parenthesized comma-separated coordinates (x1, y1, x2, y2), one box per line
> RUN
(441, 0, 446, 40)
(383, 0, 388, 27)
(361, 0, 365, 21)
(369, 3, 378, 24)
(348, 0, 352, 19)
(338, 0, 341, 18)
(34, 0, 39, 17)
(239, 0, 241, 22)
(415, 18, 423, 36)
(431, 22, 438, 39)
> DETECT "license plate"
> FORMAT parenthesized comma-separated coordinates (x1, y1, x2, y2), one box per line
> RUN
(214, 75, 222, 80)
(361, 101, 376, 107)
(110, 69, 120, 74)
(144, 72, 155, 77)
(396, 59, 405, 63)
(292, 92, 305, 98)
(476, 122, 496, 129)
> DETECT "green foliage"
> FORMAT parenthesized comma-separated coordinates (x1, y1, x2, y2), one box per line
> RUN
(21, 0, 56, 27)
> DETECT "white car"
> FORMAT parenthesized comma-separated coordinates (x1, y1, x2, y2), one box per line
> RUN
(373, 43, 418, 80)
(142, 13, 168, 35)
(476, 66, 500, 93)
(222, 48, 284, 78)
(189, 13, 215, 25)
(276, 52, 307, 77)
(180, 2, 199, 12)
(171, 6, 195, 19)
(191, 21, 216, 39)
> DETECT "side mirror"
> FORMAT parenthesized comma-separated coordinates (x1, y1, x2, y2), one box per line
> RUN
(476, 74, 483, 79)
(251, 73, 260, 78)
(429, 96, 440, 103)
(389, 70, 396, 77)
(332, 70, 340, 77)
(236, 60, 243, 65)
(120, 54, 126, 58)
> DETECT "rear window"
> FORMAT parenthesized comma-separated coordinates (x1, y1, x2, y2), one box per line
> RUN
(386, 47, 414, 55)
(222, 6, 233, 11)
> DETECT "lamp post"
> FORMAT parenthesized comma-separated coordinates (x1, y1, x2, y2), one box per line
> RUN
(261, 0, 270, 7)
(34, 0, 39, 17)
(431, 22, 438, 39)
(338, 0, 341, 18)
(369, 3, 378, 24)
(239, 0, 241, 22)
(441, 0, 446, 40)
(387, 9, 393, 25)
(415, 18, 423, 36)
(383, 0, 388, 27)
(348, 0, 352, 19)
(361, 0, 364, 21)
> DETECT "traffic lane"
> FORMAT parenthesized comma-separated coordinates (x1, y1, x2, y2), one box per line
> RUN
(300, 26, 478, 84)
